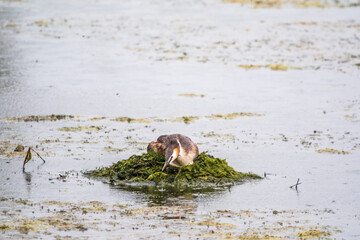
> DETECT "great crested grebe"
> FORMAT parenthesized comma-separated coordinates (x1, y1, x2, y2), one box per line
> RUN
(147, 134, 199, 171)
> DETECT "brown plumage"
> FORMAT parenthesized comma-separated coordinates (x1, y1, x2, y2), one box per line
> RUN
(147, 134, 199, 171)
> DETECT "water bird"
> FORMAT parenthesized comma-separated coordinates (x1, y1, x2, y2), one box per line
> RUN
(147, 134, 199, 171)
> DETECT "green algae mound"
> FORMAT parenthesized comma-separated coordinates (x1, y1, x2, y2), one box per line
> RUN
(86, 152, 261, 185)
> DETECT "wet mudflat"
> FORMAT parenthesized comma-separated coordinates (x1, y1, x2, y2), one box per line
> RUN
(1, 0, 360, 239)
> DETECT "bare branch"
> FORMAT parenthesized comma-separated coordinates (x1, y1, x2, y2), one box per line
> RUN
(289, 178, 302, 189)
(30, 148, 46, 163)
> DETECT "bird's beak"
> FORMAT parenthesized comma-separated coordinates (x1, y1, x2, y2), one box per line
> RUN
(162, 156, 172, 171)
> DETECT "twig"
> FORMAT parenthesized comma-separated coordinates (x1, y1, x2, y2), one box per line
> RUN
(30, 148, 46, 163)
(289, 178, 302, 190)
(23, 147, 46, 172)
(215, 177, 224, 185)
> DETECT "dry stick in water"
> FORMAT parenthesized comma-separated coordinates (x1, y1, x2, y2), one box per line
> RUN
(23, 147, 46, 171)
(31, 148, 46, 163)
(289, 178, 302, 190)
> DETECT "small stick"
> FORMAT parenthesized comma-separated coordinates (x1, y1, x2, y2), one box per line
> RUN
(23, 147, 46, 171)
(30, 148, 46, 163)
(215, 177, 224, 185)
(289, 178, 302, 189)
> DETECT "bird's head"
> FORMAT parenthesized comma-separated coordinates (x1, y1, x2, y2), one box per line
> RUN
(162, 140, 180, 171)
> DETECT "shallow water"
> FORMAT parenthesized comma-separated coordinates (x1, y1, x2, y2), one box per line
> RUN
(1, 0, 360, 239)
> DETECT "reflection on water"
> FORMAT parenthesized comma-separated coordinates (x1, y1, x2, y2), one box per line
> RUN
(23, 171, 32, 196)
(23, 171, 32, 184)
(110, 183, 233, 206)
(22, 162, 45, 197)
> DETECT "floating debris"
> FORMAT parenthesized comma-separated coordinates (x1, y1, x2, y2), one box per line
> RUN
(112, 112, 264, 124)
(86, 152, 261, 185)
(113, 117, 151, 123)
(297, 229, 331, 238)
(289, 178, 302, 190)
(58, 126, 101, 132)
(207, 112, 264, 119)
(0, 224, 10, 231)
(269, 64, 289, 71)
(90, 117, 107, 121)
(237, 64, 262, 69)
(221, 0, 348, 8)
(14, 145, 25, 152)
(33, 20, 49, 27)
(2, 115, 75, 122)
(316, 148, 349, 155)
(237, 64, 301, 71)
(176, 116, 201, 124)
(2, 113, 263, 125)
(192, 220, 236, 229)
(103, 147, 127, 152)
(344, 114, 355, 119)
(178, 93, 205, 98)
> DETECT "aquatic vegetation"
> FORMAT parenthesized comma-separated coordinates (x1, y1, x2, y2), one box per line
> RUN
(103, 146, 127, 152)
(111, 112, 264, 124)
(86, 152, 261, 185)
(192, 220, 236, 229)
(268, 64, 289, 71)
(0, 197, 340, 238)
(203, 232, 284, 239)
(237, 64, 262, 69)
(14, 145, 25, 152)
(41, 139, 60, 143)
(344, 114, 355, 119)
(58, 126, 101, 132)
(113, 117, 151, 123)
(201, 132, 236, 142)
(223, 0, 282, 8)
(6, 151, 26, 158)
(178, 93, 205, 98)
(2, 115, 75, 122)
(33, 20, 49, 27)
(0, 224, 10, 231)
(316, 148, 349, 154)
(90, 117, 107, 121)
(176, 116, 201, 124)
(207, 112, 264, 119)
(297, 229, 331, 238)
(238, 64, 301, 71)
(81, 201, 108, 213)
(221, 0, 355, 8)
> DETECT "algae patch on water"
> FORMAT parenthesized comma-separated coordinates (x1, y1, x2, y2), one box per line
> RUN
(316, 148, 349, 155)
(58, 126, 101, 132)
(2, 114, 75, 122)
(86, 152, 261, 185)
(297, 229, 331, 238)
(237, 64, 301, 71)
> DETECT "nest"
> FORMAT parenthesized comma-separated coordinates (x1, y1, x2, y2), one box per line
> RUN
(86, 152, 261, 185)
